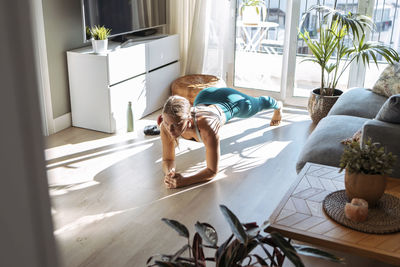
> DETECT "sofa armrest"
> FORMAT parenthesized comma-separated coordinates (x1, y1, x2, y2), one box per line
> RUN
(361, 120, 400, 146)
(361, 119, 400, 178)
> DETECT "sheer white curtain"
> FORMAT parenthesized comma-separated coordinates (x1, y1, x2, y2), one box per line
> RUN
(169, 0, 235, 84)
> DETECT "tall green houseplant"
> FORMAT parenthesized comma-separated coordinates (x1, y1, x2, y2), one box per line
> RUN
(299, 5, 399, 96)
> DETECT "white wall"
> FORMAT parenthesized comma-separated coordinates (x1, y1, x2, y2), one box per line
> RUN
(41, 0, 84, 119)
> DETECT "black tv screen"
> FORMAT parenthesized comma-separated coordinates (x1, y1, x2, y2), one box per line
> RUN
(82, 0, 167, 41)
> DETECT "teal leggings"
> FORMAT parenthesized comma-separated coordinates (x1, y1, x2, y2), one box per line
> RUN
(193, 87, 279, 121)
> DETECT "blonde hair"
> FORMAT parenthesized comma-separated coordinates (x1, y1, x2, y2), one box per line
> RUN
(162, 96, 191, 147)
(162, 95, 191, 122)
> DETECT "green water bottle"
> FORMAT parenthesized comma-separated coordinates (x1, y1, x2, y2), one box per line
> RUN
(127, 101, 134, 132)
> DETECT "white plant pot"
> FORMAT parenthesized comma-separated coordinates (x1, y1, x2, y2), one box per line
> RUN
(91, 39, 108, 54)
(242, 6, 261, 25)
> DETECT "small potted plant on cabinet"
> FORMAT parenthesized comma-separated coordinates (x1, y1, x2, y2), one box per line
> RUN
(90, 25, 111, 54)
(299, 5, 399, 124)
(339, 139, 397, 206)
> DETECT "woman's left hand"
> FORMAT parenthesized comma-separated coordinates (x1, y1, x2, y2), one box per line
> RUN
(164, 172, 185, 189)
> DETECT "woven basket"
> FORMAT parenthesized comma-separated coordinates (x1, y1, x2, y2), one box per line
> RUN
(171, 74, 226, 104)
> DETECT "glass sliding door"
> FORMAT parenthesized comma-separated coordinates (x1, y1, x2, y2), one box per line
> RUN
(234, 0, 286, 93)
(364, 0, 400, 88)
(230, 0, 397, 106)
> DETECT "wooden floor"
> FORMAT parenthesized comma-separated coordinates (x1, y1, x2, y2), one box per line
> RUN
(45, 107, 395, 267)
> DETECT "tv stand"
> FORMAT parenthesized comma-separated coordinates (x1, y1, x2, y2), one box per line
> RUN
(67, 34, 180, 133)
(133, 28, 157, 36)
(119, 33, 169, 48)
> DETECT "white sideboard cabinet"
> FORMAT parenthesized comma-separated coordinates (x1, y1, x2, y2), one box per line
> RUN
(67, 34, 180, 133)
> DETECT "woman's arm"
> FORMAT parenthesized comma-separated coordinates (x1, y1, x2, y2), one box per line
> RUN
(186, 132, 220, 182)
(160, 122, 176, 174)
(164, 119, 220, 188)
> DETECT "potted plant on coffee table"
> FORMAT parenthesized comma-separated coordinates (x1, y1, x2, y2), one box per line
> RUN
(147, 205, 343, 266)
(90, 25, 111, 54)
(299, 5, 399, 124)
(339, 139, 397, 206)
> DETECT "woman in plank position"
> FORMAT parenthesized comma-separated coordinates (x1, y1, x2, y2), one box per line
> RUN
(160, 87, 282, 189)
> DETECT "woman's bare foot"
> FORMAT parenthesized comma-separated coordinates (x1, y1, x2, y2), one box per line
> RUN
(270, 101, 282, 126)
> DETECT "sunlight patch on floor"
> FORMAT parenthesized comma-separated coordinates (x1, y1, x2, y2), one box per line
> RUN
(47, 140, 154, 186)
(218, 140, 291, 176)
(54, 209, 127, 235)
(49, 180, 100, 196)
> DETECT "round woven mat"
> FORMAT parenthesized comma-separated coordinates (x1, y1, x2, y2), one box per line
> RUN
(323, 190, 400, 234)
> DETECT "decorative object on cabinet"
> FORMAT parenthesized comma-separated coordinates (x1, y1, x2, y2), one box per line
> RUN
(67, 34, 180, 133)
(89, 25, 111, 54)
(127, 101, 134, 132)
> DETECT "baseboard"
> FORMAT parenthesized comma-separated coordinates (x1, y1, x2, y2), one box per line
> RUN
(54, 112, 71, 133)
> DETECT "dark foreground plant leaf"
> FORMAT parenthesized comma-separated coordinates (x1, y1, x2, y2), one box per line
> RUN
(270, 232, 304, 267)
(253, 254, 269, 265)
(154, 261, 195, 267)
(215, 234, 234, 265)
(195, 222, 218, 247)
(149, 206, 344, 267)
(219, 205, 248, 244)
(147, 254, 172, 265)
(192, 233, 206, 267)
(293, 244, 345, 263)
(171, 245, 190, 262)
(162, 218, 189, 238)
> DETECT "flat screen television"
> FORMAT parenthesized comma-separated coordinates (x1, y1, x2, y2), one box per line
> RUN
(81, 0, 167, 42)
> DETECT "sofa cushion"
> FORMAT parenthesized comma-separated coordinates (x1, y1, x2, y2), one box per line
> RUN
(375, 94, 400, 124)
(361, 119, 400, 178)
(372, 63, 400, 97)
(328, 88, 387, 119)
(296, 115, 369, 173)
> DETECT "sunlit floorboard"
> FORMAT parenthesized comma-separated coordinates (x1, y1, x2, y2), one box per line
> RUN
(46, 107, 393, 267)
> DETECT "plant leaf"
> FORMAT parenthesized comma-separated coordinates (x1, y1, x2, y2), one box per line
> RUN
(274, 246, 286, 266)
(218, 239, 241, 267)
(170, 244, 190, 262)
(162, 218, 189, 238)
(195, 222, 218, 247)
(270, 232, 304, 267)
(252, 254, 269, 265)
(216, 234, 234, 265)
(219, 205, 248, 244)
(192, 233, 206, 267)
(153, 261, 181, 267)
(244, 220, 271, 240)
(293, 244, 345, 263)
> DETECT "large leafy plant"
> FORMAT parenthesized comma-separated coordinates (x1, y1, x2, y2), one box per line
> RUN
(147, 205, 343, 266)
(340, 139, 397, 175)
(299, 5, 399, 96)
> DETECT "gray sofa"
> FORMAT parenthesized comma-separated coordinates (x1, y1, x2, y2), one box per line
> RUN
(296, 87, 400, 178)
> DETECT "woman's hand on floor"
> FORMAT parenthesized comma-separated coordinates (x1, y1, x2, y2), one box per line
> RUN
(164, 171, 185, 189)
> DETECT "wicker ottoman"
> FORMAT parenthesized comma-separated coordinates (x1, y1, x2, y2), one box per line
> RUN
(171, 74, 226, 104)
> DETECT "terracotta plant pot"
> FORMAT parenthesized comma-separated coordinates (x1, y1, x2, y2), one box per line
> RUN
(345, 169, 387, 206)
(307, 88, 343, 124)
